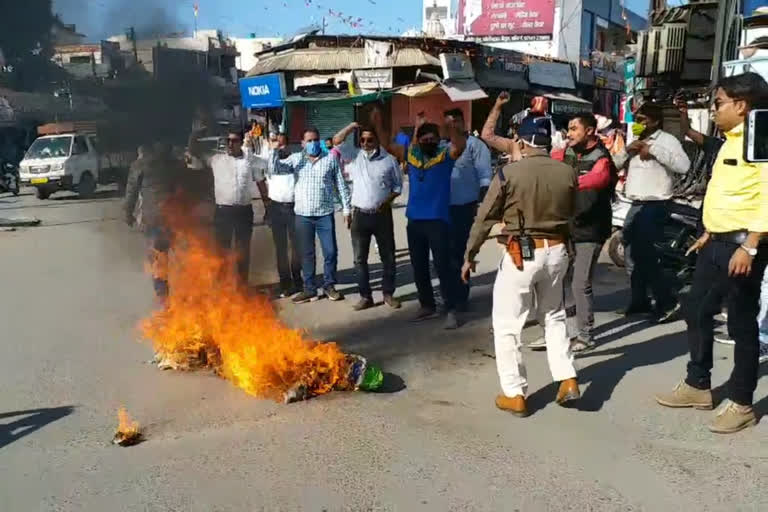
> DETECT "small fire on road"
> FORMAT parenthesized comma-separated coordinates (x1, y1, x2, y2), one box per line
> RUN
(114, 407, 142, 446)
(140, 199, 382, 403)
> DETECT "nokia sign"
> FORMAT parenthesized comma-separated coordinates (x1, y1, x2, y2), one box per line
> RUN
(239, 73, 286, 109)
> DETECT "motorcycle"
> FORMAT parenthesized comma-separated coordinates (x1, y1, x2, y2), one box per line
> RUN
(607, 192, 700, 294)
(1, 162, 20, 196)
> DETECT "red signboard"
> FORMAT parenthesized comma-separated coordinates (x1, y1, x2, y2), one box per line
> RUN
(457, 0, 555, 42)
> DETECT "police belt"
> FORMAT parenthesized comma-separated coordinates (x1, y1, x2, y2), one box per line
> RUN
(496, 234, 565, 248)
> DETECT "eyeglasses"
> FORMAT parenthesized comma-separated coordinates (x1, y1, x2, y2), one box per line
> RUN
(713, 99, 736, 110)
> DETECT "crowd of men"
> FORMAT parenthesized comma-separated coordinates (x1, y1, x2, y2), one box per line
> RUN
(124, 71, 768, 434)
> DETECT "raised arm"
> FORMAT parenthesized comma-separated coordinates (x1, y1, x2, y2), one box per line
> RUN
(675, 95, 705, 146)
(269, 145, 300, 175)
(481, 92, 522, 162)
(447, 122, 467, 161)
(333, 122, 360, 147)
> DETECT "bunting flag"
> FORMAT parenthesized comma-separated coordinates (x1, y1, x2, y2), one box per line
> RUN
(256, 0, 407, 35)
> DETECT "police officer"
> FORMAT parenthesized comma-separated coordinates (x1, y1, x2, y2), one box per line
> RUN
(463, 114, 580, 417)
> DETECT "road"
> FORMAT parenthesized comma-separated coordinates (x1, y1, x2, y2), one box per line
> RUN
(1, 186, 766, 511)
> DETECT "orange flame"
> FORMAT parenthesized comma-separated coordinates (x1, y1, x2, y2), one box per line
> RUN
(117, 407, 140, 437)
(140, 196, 348, 402)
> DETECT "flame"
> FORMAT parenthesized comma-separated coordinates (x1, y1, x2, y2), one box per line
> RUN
(117, 407, 140, 437)
(140, 196, 348, 402)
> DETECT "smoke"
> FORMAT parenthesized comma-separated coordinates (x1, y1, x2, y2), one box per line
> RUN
(53, 0, 187, 40)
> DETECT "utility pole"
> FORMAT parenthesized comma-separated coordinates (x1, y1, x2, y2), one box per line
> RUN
(127, 27, 138, 64)
(322, 16, 327, 35)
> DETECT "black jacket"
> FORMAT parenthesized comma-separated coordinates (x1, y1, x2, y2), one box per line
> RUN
(564, 142, 617, 243)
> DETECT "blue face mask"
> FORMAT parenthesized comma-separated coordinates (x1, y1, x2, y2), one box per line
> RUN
(305, 140, 321, 156)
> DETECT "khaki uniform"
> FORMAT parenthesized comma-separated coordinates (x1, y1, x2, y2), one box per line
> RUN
(465, 154, 578, 398)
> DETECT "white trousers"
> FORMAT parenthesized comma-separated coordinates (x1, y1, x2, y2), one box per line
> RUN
(492, 243, 577, 397)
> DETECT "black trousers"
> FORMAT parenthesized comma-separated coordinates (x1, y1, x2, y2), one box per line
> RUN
(623, 200, 675, 311)
(269, 201, 302, 290)
(351, 207, 397, 299)
(407, 219, 458, 311)
(449, 202, 478, 306)
(214, 204, 253, 284)
(685, 240, 768, 406)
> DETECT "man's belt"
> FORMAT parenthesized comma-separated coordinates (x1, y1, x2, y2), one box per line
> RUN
(710, 230, 768, 246)
(710, 231, 749, 244)
(354, 206, 383, 215)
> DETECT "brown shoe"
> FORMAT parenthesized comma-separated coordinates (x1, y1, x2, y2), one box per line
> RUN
(708, 400, 758, 434)
(556, 378, 580, 405)
(495, 394, 529, 417)
(655, 380, 713, 410)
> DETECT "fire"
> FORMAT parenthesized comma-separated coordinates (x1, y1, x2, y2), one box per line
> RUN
(140, 196, 349, 402)
(114, 407, 142, 446)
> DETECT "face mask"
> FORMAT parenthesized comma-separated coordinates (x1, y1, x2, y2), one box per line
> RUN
(420, 143, 438, 157)
(631, 123, 646, 137)
(305, 140, 321, 156)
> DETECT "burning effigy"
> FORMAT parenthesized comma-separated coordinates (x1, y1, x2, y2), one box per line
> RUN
(140, 197, 383, 403)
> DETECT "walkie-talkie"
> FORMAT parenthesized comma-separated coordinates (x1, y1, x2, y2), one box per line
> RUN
(517, 210, 535, 261)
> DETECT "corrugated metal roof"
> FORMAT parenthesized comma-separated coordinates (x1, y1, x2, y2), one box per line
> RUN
(247, 47, 440, 76)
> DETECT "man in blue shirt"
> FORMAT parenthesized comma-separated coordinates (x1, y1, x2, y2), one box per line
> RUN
(444, 108, 492, 310)
(389, 121, 467, 329)
(271, 127, 352, 304)
(333, 117, 403, 312)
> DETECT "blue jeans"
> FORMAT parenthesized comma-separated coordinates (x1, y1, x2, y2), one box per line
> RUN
(296, 214, 338, 295)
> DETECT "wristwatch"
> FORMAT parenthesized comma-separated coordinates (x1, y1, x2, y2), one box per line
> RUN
(740, 244, 758, 257)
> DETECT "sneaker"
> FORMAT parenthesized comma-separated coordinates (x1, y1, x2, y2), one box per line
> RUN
(324, 286, 344, 302)
(655, 302, 681, 324)
(353, 297, 374, 311)
(571, 336, 596, 353)
(655, 380, 713, 410)
(714, 311, 728, 323)
(291, 291, 318, 304)
(383, 294, 402, 309)
(759, 343, 768, 364)
(528, 337, 547, 351)
(411, 306, 437, 322)
(708, 400, 757, 434)
(444, 311, 459, 330)
(714, 334, 736, 345)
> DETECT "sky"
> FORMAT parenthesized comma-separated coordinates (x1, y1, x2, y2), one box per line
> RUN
(53, 0, 661, 41)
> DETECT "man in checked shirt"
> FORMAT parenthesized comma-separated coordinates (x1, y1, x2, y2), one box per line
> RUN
(271, 127, 352, 304)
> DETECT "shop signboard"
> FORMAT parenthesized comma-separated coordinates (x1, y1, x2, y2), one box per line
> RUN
(239, 73, 286, 109)
(457, 0, 555, 42)
(354, 68, 393, 90)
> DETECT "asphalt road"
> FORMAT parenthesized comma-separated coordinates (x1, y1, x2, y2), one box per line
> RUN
(1, 186, 766, 511)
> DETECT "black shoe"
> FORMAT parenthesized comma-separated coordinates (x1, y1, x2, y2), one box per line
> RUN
(353, 297, 374, 311)
(292, 291, 318, 304)
(655, 302, 681, 324)
(623, 302, 654, 317)
(325, 286, 344, 301)
(383, 294, 402, 309)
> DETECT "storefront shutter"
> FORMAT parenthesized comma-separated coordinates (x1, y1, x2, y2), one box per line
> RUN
(305, 102, 355, 141)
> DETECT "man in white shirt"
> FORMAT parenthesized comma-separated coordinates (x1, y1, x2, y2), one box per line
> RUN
(333, 117, 403, 311)
(266, 132, 302, 297)
(207, 128, 268, 286)
(618, 103, 690, 322)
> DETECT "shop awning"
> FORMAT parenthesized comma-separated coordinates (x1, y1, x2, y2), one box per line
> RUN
(284, 91, 392, 104)
(396, 82, 441, 97)
(475, 68, 528, 91)
(439, 80, 488, 102)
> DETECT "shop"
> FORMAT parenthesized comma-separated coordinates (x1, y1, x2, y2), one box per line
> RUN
(527, 60, 591, 128)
